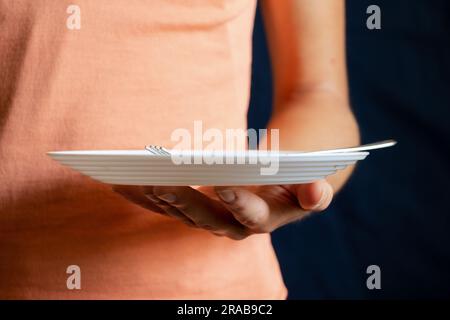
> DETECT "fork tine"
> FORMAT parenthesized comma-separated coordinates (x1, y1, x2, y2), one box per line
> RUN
(159, 147, 171, 155)
(145, 145, 158, 155)
(145, 145, 171, 156)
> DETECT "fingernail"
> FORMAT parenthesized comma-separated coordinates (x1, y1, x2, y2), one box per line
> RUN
(157, 193, 177, 203)
(145, 194, 160, 202)
(217, 190, 235, 203)
(312, 184, 328, 210)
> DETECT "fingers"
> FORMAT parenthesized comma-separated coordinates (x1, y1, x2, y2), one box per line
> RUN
(294, 180, 333, 212)
(143, 193, 196, 227)
(144, 186, 249, 240)
(113, 181, 334, 240)
(113, 185, 196, 226)
(112, 185, 166, 214)
(214, 187, 271, 233)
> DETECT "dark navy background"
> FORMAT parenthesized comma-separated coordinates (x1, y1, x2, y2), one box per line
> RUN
(248, 0, 450, 298)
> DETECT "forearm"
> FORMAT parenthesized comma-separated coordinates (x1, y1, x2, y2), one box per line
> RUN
(260, 0, 358, 192)
(265, 89, 360, 192)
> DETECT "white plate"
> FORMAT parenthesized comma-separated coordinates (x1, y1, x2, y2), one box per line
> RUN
(47, 149, 370, 186)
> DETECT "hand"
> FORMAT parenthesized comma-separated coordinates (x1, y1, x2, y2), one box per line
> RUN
(112, 180, 333, 240)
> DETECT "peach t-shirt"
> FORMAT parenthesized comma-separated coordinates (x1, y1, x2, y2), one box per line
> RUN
(0, 0, 286, 299)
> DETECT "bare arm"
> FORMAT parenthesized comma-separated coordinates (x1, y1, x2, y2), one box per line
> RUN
(262, 0, 360, 191)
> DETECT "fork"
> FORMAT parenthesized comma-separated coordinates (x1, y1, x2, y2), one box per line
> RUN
(145, 145, 171, 155)
(145, 139, 396, 156)
(307, 140, 397, 154)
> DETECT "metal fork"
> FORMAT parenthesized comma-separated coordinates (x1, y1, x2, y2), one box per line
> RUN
(145, 145, 171, 156)
(145, 139, 396, 156)
(307, 140, 397, 154)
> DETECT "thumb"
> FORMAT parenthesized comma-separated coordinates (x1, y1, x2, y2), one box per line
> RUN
(294, 180, 333, 212)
